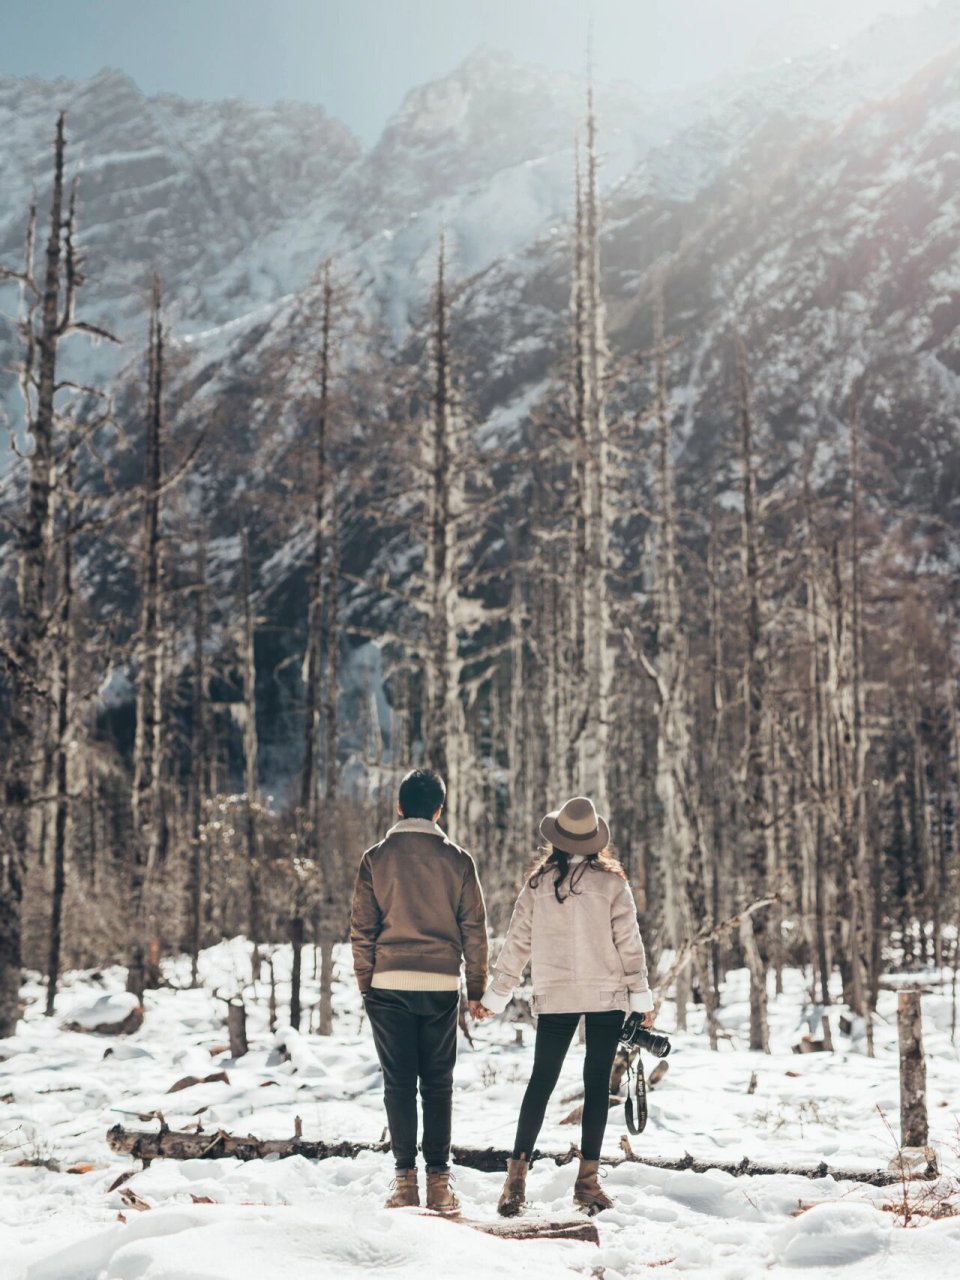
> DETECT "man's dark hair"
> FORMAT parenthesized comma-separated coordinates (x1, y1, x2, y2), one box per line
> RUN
(398, 768, 446, 820)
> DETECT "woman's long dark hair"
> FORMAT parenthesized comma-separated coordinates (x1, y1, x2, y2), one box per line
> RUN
(528, 845, 626, 904)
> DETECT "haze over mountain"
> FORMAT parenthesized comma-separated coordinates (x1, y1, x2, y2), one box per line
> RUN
(0, 0, 958, 788)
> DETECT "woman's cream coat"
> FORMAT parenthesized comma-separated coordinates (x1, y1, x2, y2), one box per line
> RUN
(481, 857, 654, 1015)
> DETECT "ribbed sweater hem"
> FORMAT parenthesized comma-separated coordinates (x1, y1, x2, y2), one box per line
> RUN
(371, 970, 460, 992)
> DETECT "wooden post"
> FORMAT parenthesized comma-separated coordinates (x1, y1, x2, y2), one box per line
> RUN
(897, 988, 927, 1148)
(227, 999, 248, 1059)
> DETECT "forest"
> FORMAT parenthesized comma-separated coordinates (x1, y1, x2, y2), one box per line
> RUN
(1, 92, 957, 1063)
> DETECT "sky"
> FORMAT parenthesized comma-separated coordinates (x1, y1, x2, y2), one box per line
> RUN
(0, 0, 937, 145)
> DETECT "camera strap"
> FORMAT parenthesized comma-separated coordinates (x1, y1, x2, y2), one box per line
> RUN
(624, 1054, 647, 1135)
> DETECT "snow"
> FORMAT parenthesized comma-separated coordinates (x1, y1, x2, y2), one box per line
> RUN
(1, 940, 959, 1277)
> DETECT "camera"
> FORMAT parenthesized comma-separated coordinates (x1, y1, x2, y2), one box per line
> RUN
(620, 1011, 671, 1059)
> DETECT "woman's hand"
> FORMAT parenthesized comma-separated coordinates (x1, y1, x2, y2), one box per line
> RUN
(469, 1000, 495, 1021)
(640, 1010, 655, 1028)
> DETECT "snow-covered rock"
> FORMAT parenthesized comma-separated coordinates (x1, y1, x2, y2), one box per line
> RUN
(62, 991, 143, 1035)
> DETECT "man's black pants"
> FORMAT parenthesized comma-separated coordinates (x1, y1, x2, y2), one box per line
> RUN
(512, 1010, 625, 1161)
(364, 988, 459, 1171)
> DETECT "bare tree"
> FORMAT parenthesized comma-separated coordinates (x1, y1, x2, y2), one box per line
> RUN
(301, 261, 334, 829)
(633, 297, 716, 1043)
(569, 95, 614, 809)
(185, 529, 210, 985)
(128, 276, 167, 1000)
(240, 519, 263, 976)
(44, 433, 77, 1015)
(735, 337, 771, 1054)
(0, 114, 116, 1035)
(419, 235, 473, 838)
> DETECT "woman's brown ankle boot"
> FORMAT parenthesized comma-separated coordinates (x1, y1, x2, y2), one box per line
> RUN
(573, 1158, 613, 1214)
(497, 1154, 529, 1217)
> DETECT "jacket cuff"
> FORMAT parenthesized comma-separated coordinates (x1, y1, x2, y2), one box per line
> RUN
(629, 989, 654, 1014)
(467, 981, 487, 1002)
(357, 977, 372, 995)
(481, 986, 511, 1014)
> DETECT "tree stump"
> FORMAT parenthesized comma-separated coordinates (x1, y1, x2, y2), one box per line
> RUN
(227, 999, 248, 1059)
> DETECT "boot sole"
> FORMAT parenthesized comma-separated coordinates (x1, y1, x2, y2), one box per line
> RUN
(497, 1203, 525, 1218)
(574, 1200, 611, 1216)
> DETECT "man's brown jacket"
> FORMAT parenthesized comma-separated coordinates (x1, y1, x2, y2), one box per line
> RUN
(350, 818, 489, 1000)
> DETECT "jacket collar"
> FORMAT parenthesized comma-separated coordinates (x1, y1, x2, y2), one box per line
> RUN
(385, 818, 449, 840)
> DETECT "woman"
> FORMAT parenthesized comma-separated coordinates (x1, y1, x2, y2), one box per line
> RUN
(479, 796, 654, 1216)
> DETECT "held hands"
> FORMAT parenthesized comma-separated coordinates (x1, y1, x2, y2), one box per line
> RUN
(468, 1000, 495, 1021)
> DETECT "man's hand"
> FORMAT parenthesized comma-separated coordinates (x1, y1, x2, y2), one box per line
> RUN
(469, 1000, 494, 1021)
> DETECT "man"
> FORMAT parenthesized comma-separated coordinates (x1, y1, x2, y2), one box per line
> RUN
(351, 767, 488, 1213)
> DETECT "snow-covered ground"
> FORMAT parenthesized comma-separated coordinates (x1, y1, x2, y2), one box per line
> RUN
(1, 940, 959, 1279)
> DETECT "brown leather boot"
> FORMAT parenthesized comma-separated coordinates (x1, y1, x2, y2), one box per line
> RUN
(573, 1158, 613, 1214)
(385, 1168, 420, 1208)
(425, 1166, 460, 1215)
(497, 1154, 529, 1217)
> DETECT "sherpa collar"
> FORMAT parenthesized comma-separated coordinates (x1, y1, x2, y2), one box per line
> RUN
(385, 817, 449, 840)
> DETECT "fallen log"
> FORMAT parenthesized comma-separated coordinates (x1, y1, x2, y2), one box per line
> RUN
(106, 1123, 919, 1184)
(431, 1215, 598, 1244)
(617, 1135, 922, 1184)
(106, 1123, 389, 1165)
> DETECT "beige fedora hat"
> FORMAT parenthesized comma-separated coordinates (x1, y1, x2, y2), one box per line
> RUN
(539, 796, 610, 857)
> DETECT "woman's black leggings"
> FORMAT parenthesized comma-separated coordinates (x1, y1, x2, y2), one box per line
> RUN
(511, 1009, 625, 1162)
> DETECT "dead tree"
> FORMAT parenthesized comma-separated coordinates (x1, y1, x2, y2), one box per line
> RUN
(128, 276, 168, 1001)
(845, 397, 874, 1051)
(636, 296, 715, 1042)
(567, 97, 614, 809)
(186, 530, 210, 985)
(0, 115, 115, 1035)
(44, 435, 77, 1016)
(735, 337, 771, 1053)
(300, 261, 333, 832)
(323, 476, 340, 804)
(803, 470, 833, 1011)
(239, 519, 263, 976)
(419, 235, 472, 838)
(706, 480, 728, 999)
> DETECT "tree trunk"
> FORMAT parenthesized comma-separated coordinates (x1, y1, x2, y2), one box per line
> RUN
(318, 935, 335, 1036)
(106, 1124, 917, 1185)
(45, 442, 76, 1016)
(566, 101, 614, 808)
(897, 988, 928, 1149)
(227, 999, 248, 1059)
(300, 262, 332, 830)
(289, 913, 304, 1031)
(323, 481, 340, 803)
(186, 532, 209, 986)
(0, 119, 67, 1037)
(240, 520, 262, 972)
(129, 275, 166, 1001)
(421, 235, 472, 838)
(735, 337, 770, 1052)
(803, 470, 833, 1011)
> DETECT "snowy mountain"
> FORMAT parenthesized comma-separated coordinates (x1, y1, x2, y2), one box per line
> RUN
(1, 0, 959, 789)
(2, 1, 958, 425)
